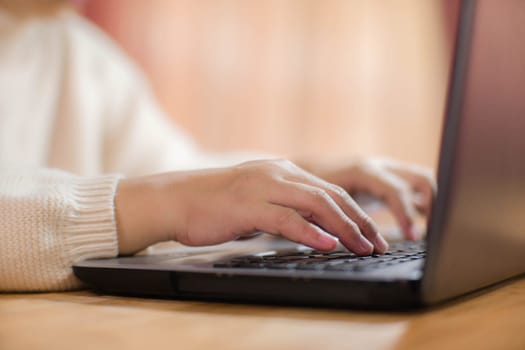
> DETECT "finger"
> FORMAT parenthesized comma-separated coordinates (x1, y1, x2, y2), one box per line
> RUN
(377, 173, 419, 240)
(356, 167, 419, 240)
(257, 204, 338, 251)
(412, 192, 431, 215)
(268, 182, 374, 255)
(320, 183, 389, 254)
(383, 160, 436, 214)
(281, 174, 389, 254)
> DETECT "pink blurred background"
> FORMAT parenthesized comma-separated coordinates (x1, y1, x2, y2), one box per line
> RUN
(81, 0, 459, 167)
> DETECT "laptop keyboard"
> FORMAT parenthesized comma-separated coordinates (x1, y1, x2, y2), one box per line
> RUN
(214, 240, 426, 272)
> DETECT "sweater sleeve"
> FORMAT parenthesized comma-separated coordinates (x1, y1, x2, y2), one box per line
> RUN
(0, 167, 121, 292)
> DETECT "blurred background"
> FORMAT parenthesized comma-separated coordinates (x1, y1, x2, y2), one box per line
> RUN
(82, 0, 459, 168)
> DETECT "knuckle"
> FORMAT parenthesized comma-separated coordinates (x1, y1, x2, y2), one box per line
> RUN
(260, 158, 298, 176)
(359, 214, 375, 230)
(249, 162, 283, 182)
(273, 158, 294, 169)
(421, 169, 434, 181)
(359, 158, 380, 173)
(353, 158, 369, 170)
(332, 185, 359, 207)
(330, 184, 349, 199)
(343, 219, 361, 235)
(412, 165, 433, 179)
(386, 181, 409, 199)
(260, 160, 279, 174)
(234, 163, 258, 179)
(309, 188, 331, 202)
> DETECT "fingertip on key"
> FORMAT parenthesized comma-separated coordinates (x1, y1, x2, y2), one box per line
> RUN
(316, 232, 338, 251)
(356, 237, 374, 256)
(374, 234, 389, 254)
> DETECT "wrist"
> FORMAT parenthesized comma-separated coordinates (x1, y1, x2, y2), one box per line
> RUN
(115, 176, 173, 255)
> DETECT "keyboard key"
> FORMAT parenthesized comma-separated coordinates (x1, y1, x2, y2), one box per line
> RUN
(213, 241, 426, 271)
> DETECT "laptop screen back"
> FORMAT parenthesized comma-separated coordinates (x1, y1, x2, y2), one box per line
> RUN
(422, 0, 525, 303)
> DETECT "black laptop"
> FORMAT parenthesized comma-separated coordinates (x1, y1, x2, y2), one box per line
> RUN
(74, 0, 525, 309)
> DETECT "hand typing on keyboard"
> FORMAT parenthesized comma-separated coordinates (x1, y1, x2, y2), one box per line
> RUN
(298, 157, 435, 241)
(115, 158, 435, 257)
(214, 241, 427, 272)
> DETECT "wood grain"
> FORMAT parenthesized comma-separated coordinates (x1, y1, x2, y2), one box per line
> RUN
(1, 278, 523, 350)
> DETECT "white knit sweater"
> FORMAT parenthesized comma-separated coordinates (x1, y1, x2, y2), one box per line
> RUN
(0, 9, 258, 292)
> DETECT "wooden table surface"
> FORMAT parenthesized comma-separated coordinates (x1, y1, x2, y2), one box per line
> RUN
(1, 276, 524, 350)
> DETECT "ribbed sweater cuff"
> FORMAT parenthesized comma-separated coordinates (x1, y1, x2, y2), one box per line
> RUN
(62, 175, 122, 263)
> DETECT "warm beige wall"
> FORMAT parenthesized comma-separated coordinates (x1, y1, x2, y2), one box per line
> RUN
(85, 0, 455, 168)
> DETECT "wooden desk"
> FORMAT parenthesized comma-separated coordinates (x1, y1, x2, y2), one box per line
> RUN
(0, 278, 523, 350)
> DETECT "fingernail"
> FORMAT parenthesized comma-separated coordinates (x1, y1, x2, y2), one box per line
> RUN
(317, 233, 338, 251)
(375, 234, 389, 254)
(357, 237, 374, 255)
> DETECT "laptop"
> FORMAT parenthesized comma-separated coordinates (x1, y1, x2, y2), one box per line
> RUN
(74, 0, 525, 309)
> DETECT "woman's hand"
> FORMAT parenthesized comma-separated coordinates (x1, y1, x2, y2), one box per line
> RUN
(115, 159, 389, 256)
(299, 157, 436, 240)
